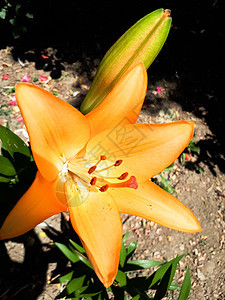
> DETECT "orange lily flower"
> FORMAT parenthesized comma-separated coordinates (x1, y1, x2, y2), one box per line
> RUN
(0, 63, 201, 287)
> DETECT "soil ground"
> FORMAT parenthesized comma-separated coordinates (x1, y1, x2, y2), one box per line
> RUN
(0, 2, 224, 299)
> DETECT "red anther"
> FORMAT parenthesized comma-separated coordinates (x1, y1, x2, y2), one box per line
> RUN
(114, 159, 123, 166)
(100, 155, 107, 160)
(99, 184, 109, 192)
(90, 177, 97, 185)
(88, 165, 97, 174)
(118, 172, 129, 180)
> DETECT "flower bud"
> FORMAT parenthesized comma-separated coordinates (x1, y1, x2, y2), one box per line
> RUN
(81, 8, 171, 114)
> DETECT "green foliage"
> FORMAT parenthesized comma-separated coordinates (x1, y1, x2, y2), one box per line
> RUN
(0, 1, 34, 39)
(178, 267, 191, 300)
(152, 163, 175, 194)
(180, 140, 200, 165)
(0, 125, 36, 227)
(53, 232, 191, 299)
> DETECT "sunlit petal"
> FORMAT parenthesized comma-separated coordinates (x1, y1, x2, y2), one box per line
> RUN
(65, 179, 122, 288)
(86, 63, 147, 137)
(85, 121, 194, 182)
(110, 180, 201, 233)
(0, 172, 67, 240)
(16, 83, 90, 181)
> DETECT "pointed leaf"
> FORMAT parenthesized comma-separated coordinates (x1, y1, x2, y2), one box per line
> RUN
(119, 241, 127, 268)
(0, 125, 31, 158)
(51, 271, 74, 284)
(178, 267, 191, 300)
(122, 231, 130, 242)
(148, 255, 184, 289)
(115, 270, 127, 287)
(55, 242, 79, 263)
(55, 276, 87, 299)
(126, 259, 162, 271)
(70, 239, 86, 254)
(159, 174, 175, 194)
(126, 241, 137, 256)
(0, 156, 16, 177)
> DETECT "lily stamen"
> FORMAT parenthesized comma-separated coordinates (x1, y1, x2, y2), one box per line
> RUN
(118, 172, 129, 180)
(97, 172, 129, 181)
(88, 155, 107, 174)
(94, 159, 123, 173)
(90, 177, 97, 185)
(99, 184, 109, 192)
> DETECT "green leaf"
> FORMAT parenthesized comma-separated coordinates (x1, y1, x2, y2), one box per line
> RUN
(126, 259, 162, 270)
(169, 282, 181, 291)
(159, 174, 174, 194)
(51, 271, 74, 284)
(56, 276, 87, 299)
(132, 296, 141, 300)
(80, 8, 171, 114)
(4, 87, 15, 94)
(149, 255, 184, 289)
(0, 125, 31, 158)
(55, 242, 79, 263)
(70, 239, 86, 254)
(0, 156, 16, 177)
(65, 276, 86, 295)
(115, 270, 127, 287)
(33, 77, 39, 82)
(126, 241, 138, 257)
(153, 255, 184, 299)
(164, 162, 174, 172)
(0, 175, 12, 183)
(79, 286, 103, 298)
(26, 12, 34, 19)
(0, 8, 7, 19)
(75, 251, 93, 269)
(187, 140, 200, 153)
(122, 231, 130, 242)
(119, 241, 127, 268)
(178, 267, 191, 300)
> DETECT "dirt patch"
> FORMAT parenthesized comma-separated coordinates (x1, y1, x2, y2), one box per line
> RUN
(0, 46, 224, 300)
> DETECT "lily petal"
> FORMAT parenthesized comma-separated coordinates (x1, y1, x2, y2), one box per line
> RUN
(66, 180, 122, 287)
(0, 171, 67, 240)
(110, 180, 201, 233)
(86, 63, 147, 137)
(85, 121, 194, 182)
(16, 83, 90, 181)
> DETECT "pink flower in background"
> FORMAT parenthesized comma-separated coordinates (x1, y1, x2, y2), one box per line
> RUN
(156, 86, 162, 93)
(39, 75, 48, 82)
(9, 96, 17, 105)
(22, 75, 30, 82)
(2, 75, 9, 80)
(184, 153, 192, 161)
(41, 54, 49, 59)
(17, 116, 24, 122)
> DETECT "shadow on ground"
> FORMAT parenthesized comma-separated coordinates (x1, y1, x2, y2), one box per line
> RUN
(0, 232, 48, 299)
(0, 214, 80, 299)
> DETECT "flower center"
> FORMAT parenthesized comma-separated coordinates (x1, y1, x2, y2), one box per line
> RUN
(65, 154, 138, 194)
